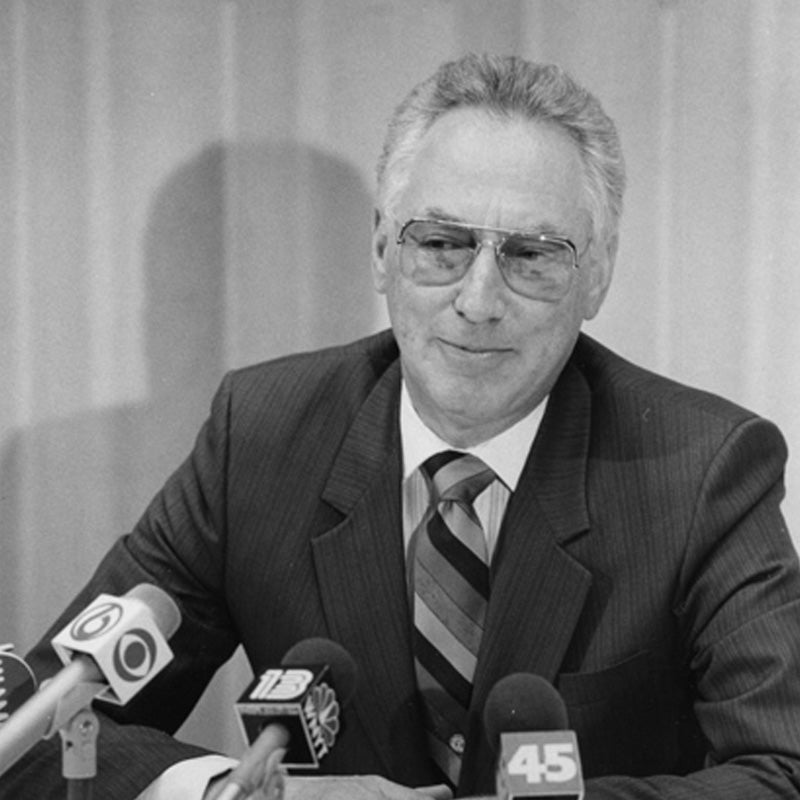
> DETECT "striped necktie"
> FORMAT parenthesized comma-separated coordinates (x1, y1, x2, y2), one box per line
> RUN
(410, 450, 496, 787)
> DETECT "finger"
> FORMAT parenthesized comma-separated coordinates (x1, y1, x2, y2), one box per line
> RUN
(255, 747, 286, 800)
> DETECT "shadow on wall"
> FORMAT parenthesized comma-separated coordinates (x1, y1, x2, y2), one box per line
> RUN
(0, 139, 375, 756)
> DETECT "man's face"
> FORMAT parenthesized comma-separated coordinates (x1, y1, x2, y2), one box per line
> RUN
(372, 108, 612, 447)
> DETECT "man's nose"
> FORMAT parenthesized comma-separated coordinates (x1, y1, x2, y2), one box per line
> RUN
(452, 243, 508, 321)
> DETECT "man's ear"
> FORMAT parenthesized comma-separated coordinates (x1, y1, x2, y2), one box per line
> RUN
(582, 234, 617, 321)
(371, 208, 391, 294)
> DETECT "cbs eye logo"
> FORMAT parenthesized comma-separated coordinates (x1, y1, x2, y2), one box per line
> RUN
(69, 600, 158, 683)
(112, 629, 158, 682)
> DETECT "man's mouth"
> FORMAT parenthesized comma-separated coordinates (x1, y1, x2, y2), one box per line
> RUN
(438, 338, 512, 356)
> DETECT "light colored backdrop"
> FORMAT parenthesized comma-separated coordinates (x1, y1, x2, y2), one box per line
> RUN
(2, 0, 799, 757)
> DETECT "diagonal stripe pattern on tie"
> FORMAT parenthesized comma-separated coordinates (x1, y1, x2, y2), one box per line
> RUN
(411, 450, 496, 787)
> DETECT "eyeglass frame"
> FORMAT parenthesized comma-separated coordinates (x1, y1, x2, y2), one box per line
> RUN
(393, 216, 582, 299)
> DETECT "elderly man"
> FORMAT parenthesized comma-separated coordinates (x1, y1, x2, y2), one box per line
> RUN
(3, 54, 800, 800)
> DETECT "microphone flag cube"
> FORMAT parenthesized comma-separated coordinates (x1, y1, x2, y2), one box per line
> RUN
(51, 592, 173, 705)
(236, 663, 342, 769)
(497, 730, 584, 799)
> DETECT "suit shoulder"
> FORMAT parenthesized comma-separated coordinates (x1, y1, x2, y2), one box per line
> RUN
(215, 330, 399, 424)
(570, 336, 788, 532)
(574, 334, 765, 431)
(572, 335, 787, 469)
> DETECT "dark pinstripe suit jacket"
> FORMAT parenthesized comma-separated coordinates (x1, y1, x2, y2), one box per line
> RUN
(5, 330, 800, 799)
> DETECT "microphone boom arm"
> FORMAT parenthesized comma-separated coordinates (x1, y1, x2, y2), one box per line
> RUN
(0, 658, 104, 776)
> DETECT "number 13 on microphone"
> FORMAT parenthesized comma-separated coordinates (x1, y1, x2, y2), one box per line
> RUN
(498, 731, 584, 799)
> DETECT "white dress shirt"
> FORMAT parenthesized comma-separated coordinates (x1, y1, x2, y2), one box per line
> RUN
(400, 381, 546, 560)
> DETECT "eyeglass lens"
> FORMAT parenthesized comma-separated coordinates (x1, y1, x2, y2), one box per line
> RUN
(400, 220, 575, 301)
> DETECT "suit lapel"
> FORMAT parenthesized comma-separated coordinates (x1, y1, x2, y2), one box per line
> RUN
(461, 357, 595, 794)
(313, 359, 433, 782)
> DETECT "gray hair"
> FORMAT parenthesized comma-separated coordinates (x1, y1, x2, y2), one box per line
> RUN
(376, 53, 626, 250)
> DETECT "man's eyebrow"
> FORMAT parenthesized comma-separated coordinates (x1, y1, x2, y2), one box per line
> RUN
(417, 208, 569, 236)
(417, 207, 461, 222)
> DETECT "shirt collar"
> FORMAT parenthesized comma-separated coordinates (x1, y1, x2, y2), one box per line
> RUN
(400, 382, 546, 490)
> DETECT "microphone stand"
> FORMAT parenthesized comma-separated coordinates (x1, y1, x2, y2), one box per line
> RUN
(59, 705, 99, 800)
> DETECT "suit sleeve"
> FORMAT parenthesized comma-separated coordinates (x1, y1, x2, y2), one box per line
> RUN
(586, 416, 800, 799)
(0, 374, 241, 799)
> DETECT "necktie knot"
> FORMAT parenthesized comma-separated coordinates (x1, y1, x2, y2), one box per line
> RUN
(422, 451, 496, 507)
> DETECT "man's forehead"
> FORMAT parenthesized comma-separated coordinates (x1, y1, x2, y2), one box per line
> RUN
(416, 107, 577, 159)
(396, 110, 589, 236)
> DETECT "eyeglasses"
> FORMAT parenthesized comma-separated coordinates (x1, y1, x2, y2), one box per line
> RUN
(395, 218, 580, 302)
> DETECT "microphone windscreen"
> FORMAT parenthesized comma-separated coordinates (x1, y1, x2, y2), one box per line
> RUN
(281, 637, 358, 706)
(484, 673, 568, 751)
(126, 584, 182, 640)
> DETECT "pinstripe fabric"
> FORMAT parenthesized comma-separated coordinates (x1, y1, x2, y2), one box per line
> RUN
(411, 450, 496, 786)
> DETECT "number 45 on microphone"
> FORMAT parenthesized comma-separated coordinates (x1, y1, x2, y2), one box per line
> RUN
(498, 731, 584, 800)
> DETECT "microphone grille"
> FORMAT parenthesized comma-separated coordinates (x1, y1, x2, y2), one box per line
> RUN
(126, 584, 182, 640)
(484, 673, 568, 751)
(281, 637, 358, 707)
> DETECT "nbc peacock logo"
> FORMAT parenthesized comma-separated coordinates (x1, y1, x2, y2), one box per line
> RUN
(302, 682, 341, 761)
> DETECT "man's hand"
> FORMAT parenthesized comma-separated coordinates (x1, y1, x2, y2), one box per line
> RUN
(204, 748, 286, 800)
(283, 776, 453, 800)
(205, 761, 453, 800)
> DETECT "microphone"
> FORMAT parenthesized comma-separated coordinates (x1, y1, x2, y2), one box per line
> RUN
(484, 673, 584, 800)
(0, 583, 181, 777)
(0, 648, 38, 725)
(219, 638, 358, 800)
